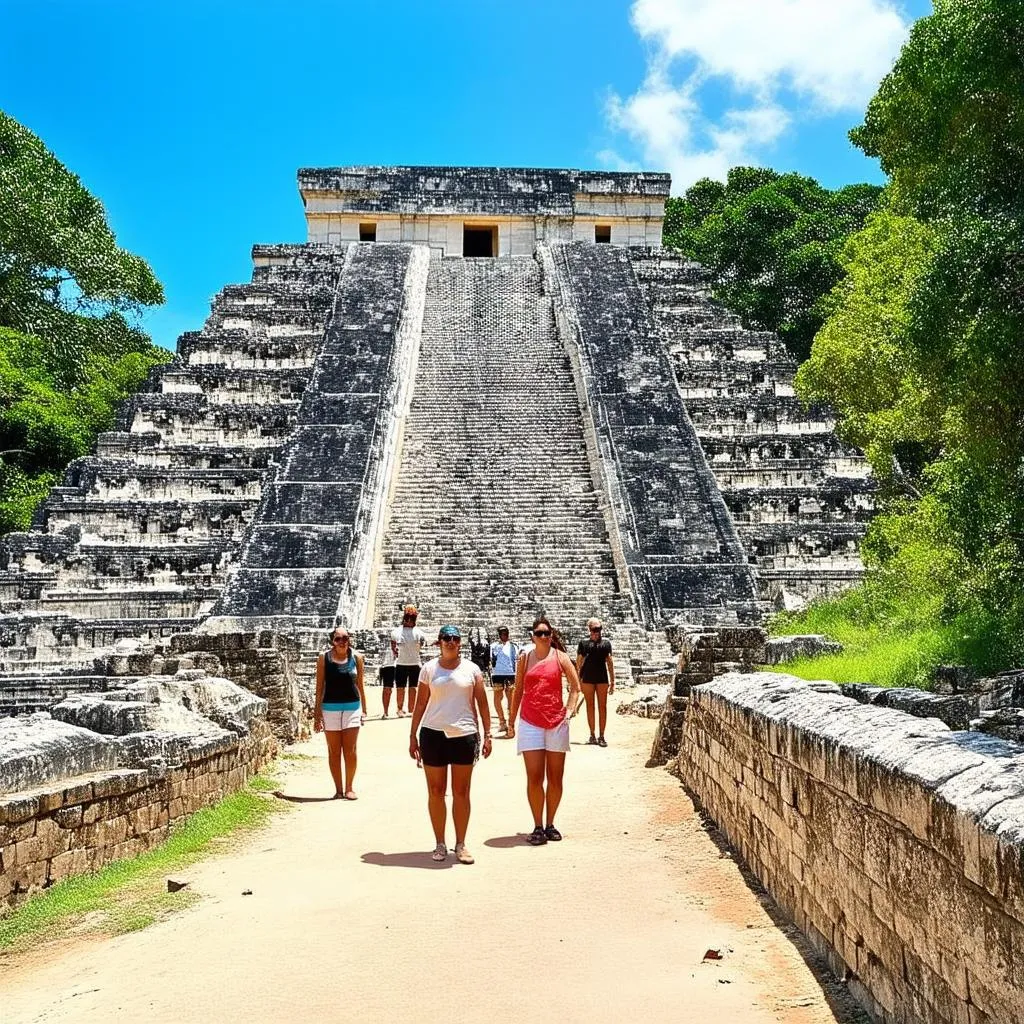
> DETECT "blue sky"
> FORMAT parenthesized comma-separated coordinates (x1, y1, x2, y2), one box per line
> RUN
(1, 0, 931, 352)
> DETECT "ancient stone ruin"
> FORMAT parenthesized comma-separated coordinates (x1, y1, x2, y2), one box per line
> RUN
(8, 164, 1022, 1020)
(0, 165, 872, 900)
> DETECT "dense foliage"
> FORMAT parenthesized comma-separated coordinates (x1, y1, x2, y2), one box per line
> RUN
(663, 168, 882, 360)
(793, 0, 1024, 674)
(0, 112, 169, 531)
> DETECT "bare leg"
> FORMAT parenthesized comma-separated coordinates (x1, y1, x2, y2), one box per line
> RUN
(582, 683, 597, 738)
(492, 688, 506, 730)
(450, 763, 474, 845)
(324, 730, 344, 796)
(596, 683, 609, 740)
(341, 727, 359, 796)
(382, 686, 392, 717)
(522, 750, 547, 827)
(544, 751, 566, 826)
(423, 764, 448, 844)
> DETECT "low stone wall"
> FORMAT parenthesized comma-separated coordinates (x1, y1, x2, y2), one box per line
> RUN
(648, 625, 765, 767)
(679, 673, 1024, 1023)
(0, 719, 275, 907)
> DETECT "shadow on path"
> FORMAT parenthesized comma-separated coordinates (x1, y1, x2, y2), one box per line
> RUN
(272, 792, 338, 804)
(361, 851, 453, 870)
(483, 834, 528, 848)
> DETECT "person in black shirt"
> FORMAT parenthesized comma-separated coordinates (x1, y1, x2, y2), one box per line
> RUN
(575, 618, 614, 747)
(314, 628, 367, 798)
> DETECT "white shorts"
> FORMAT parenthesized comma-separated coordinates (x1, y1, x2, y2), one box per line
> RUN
(322, 708, 362, 730)
(516, 717, 570, 753)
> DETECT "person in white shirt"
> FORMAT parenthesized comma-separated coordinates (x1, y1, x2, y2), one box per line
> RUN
(488, 625, 519, 734)
(378, 629, 396, 718)
(389, 604, 427, 717)
(409, 624, 492, 864)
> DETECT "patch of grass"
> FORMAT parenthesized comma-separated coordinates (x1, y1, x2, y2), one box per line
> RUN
(772, 625, 956, 688)
(767, 582, 976, 688)
(246, 775, 281, 793)
(0, 774, 285, 952)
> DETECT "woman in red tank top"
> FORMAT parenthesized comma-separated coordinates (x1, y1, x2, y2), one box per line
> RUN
(508, 615, 582, 845)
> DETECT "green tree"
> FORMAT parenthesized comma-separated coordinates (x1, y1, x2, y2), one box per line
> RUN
(0, 112, 170, 531)
(797, 0, 1024, 670)
(796, 203, 938, 490)
(0, 110, 164, 386)
(663, 167, 882, 361)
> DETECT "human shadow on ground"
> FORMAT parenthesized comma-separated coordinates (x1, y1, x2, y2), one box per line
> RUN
(272, 791, 338, 803)
(361, 851, 453, 870)
(483, 834, 528, 848)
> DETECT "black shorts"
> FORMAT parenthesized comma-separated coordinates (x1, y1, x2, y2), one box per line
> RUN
(491, 675, 515, 688)
(419, 727, 480, 767)
(379, 665, 395, 686)
(392, 664, 420, 688)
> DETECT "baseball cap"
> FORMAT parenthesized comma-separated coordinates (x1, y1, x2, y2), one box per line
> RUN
(438, 624, 462, 639)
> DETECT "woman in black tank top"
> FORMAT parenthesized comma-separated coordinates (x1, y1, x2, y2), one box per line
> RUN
(314, 628, 367, 799)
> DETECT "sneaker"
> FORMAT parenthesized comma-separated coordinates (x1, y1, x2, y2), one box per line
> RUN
(454, 842, 475, 864)
(544, 824, 562, 841)
(527, 825, 547, 846)
(587, 735, 598, 745)
(431, 843, 448, 862)
(597, 736, 608, 747)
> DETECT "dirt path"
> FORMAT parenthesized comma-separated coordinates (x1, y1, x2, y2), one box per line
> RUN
(1, 701, 861, 1023)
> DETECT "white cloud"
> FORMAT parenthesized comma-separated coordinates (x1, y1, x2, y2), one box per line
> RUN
(603, 0, 911, 190)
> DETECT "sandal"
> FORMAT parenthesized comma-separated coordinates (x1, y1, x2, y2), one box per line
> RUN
(544, 825, 562, 842)
(587, 735, 598, 745)
(527, 825, 547, 846)
(431, 843, 448, 862)
(597, 736, 608, 747)
(454, 842, 475, 865)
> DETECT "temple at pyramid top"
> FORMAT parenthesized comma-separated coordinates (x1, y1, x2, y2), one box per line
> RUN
(297, 165, 671, 256)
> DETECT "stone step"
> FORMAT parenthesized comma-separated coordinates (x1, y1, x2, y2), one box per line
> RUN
(93, 434, 277, 470)
(373, 255, 629, 632)
(22, 587, 214, 619)
(158, 366, 311, 404)
(36, 497, 257, 543)
(178, 330, 323, 369)
(711, 458, 873, 489)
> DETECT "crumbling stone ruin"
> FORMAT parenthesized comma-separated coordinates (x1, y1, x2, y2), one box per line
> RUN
(3, 163, 1023, 1017)
(0, 164, 879, 904)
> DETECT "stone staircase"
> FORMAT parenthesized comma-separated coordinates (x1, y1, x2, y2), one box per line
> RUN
(371, 256, 643, 666)
(0, 245, 344, 682)
(629, 249, 874, 611)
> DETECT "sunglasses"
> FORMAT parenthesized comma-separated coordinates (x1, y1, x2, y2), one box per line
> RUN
(440, 635, 461, 643)
(589, 627, 602, 632)
(532, 629, 552, 638)
(332, 636, 350, 644)
(403, 614, 417, 620)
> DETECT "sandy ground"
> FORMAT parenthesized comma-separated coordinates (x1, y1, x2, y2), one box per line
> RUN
(0, 698, 864, 1024)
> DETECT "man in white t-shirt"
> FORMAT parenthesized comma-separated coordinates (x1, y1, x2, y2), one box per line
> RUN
(390, 604, 427, 717)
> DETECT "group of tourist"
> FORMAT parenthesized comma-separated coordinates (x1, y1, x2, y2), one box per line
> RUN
(312, 607, 617, 863)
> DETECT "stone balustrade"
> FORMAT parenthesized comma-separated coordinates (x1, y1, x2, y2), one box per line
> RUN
(677, 673, 1024, 1024)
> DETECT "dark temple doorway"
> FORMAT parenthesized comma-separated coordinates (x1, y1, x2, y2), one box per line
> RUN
(463, 225, 498, 257)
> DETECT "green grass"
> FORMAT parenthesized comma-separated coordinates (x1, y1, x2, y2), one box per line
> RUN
(0, 773, 285, 952)
(768, 586, 963, 688)
(771, 626, 956, 688)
